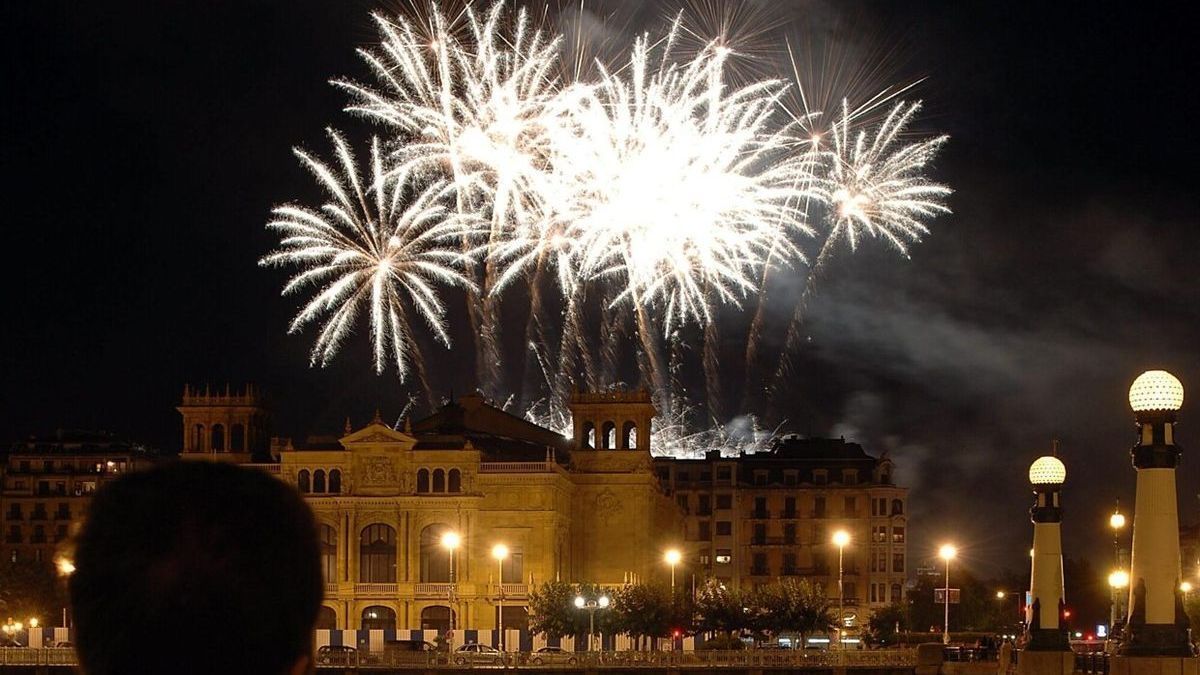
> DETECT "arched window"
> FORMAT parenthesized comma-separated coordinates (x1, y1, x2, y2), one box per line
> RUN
(621, 421, 637, 450)
(211, 424, 225, 451)
(891, 584, 903, 602)
(313, 470, 326, 493)
(416, 469, 430, 493)
(317, 606, 338, 630)
(298, 470, 311, 493)
(420, 606, 454, 633)
(329, 469, 341, 494)
(891, 499, 903, 516)
(448, 469, 461, 493)
(191, 424, 204, 452)
(359, 524, 396, 583)
(582, 422, 596, 449)
(432, 469, 445, 493)
(361, 606, 396, 631)
(230, 424, 245, 452)
(319, 524, 337, 582)
(419, 524, 453, 582)
(600, 421, 616, 450)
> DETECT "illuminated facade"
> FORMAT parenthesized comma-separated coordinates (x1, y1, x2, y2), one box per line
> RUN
(179, 387, 683, 631)
(654, 436, 908, 629)
(1, 431, 154, 565)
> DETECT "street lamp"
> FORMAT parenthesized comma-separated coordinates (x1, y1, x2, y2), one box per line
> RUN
(1109, 570, 1130, 628)
(492, 544, 509, 652)
(574, 595, 610, 652)
(832, 530, 850, 649)
(441, 531, 461, 636)
(939, 544, 957, 645)
(664, 549, 682, 593)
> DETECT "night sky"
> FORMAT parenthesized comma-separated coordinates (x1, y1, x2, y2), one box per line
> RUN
(4, 1, 1198, 579)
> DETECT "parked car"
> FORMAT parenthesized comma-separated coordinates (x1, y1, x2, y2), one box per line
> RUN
(316, 644, 357, 666)
(529, 646, 578, 666)
(453, 643, 503, 666)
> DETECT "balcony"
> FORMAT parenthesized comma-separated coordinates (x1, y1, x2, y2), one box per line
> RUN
(414, 582, 452, 598)
(3, 535, 20, 544)
(325, 582, 339, 594)
(479, 461, 559, 473)
(495, 583, 529, 597)
(245, 463, 282, 476)
(750, 566, 770, 576)
(782, 510, 798, 519)
(748, 509, 771, 519)
(353, 583, 399, 596)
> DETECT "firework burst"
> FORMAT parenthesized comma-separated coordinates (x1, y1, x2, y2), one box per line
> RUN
(260, 130, 475, 381)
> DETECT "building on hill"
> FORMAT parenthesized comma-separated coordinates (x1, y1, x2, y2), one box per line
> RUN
(180, 387, 683, 632)
(653, 435, 908, 632)
(1, 430, 156, 565)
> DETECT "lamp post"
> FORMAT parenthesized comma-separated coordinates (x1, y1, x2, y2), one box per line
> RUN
(441, 531, 461, 637)
(832, 530, 850, 649)
(1109, 570, 1130, 629)
(1121, 370, 1189, 656)
(574, 595, 610, 652)
(1026, 453, 1070, 652)
(493, 544, 509, 652)
(664, 549, 682, 593)
(1108, 503, 1127, 631)
(939, 544, 957, 645)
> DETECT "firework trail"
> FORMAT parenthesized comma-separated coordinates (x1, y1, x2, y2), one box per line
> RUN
(260, 130, 475, 406)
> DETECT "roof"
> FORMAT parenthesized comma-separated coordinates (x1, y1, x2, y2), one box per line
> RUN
(7, 429, 154, 457)
(413, 394, 571, 459)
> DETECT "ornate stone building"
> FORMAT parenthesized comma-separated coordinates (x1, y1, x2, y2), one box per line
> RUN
(653, 436, 908, 631)
(179, 387, 683, 632)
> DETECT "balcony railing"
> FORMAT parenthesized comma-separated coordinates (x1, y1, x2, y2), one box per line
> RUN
(479, 461, 559, 473)
(749, 509, 771, 519)
(414, 582, 452, 597)
(245, 463, 282, 475)
(750, 566, 770, 576)
(495, 583, 529, 597)
(325, 582, 339, 594)
(353, 583, 399, 595)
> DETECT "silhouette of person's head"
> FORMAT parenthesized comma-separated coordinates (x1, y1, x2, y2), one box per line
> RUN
(69, 461, 322, 675)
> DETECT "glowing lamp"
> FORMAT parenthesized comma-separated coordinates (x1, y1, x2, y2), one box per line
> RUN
(492, 543, 509, 561)
(598, 595, 610, 608)
(1128, 370, 1184, 413)
(1108, 570, 1129, 589)
(939, 544, 957, 560)
(1181, 581, 1193, 593)
(574, 596, 585, 608)
(832, 530, 851, 547)
(664, 549, 681, 566)
(440, 531, 461, 550)
(1028, 456, 1067, 485)
(1109, 512, 1126, 530)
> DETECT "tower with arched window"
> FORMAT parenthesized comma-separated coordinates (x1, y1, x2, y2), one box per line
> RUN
(176, 384, 268, 461)
(567, 389, 656, 451)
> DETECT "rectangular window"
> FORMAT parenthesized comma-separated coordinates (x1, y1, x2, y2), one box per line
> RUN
(715, 549, 732, 564)
(784, 523, 796, 545)
(698, 521, 711, 540)
(700, 470, 712, 482)
(752, 553, 767, 574)
(784, 497, 796, 518)
(783, 552, 797, 574)
(813, 470, 828, 485)
(844, 581, 856, 601)
(814, 496, 826, 518)
(55, 482, 66, 495)
(844, 496, 856, 516)
(892, 553, 905, 573)
(753, 496, 767, 517)
(54, 525, 68, 542)
(677, 494, 689, 512)
(878, 498, 888, 515)
(716, 521, 732, 536)
(716, 494, 732, 510)
(37, 481, 50, 496)
(501, 551, 523, 583)
(843, 469, 858, 485)
(698, 494, 711, 515)
(716, 467, 732, 481)
(869, 551, 878, 572)
(677, 470, 689, 483)
(870, 584, 878, 602)
(892, 526, 905, 544)
(754, 471, 767, 486)
(43, 461, 54, 472)
(698, 548, 711, 565)
(752, 523, 766, 544)
(784, 471, 797, 486)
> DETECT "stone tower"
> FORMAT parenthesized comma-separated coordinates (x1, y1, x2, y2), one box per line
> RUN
(176, 384, 268, 462)
(567, 389, 656, 451)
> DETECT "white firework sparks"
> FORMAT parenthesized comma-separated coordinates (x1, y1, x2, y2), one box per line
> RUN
(821, 100, 951, 253)
(260, 130, 475, 378)
(551, 33, 817, 332)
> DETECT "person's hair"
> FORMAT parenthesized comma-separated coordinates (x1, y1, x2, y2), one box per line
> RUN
(69, 461, 322, 675)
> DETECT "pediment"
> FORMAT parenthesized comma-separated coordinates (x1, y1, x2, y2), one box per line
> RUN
(340, 423, 417, 448)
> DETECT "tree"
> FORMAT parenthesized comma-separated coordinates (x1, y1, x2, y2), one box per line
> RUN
(612, 582, 672, 649)
(868, 603, 908, 645)
(751, 579, 835, 644)
(0, 560, 64, 627)
(695, 579, 744, 636)
(528, 581, 585, 639)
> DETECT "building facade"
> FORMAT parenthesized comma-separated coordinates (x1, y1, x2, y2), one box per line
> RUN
(179, 387, 684, 632)
(1, 431, 155, 565)
(654, 436, 908, 630)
